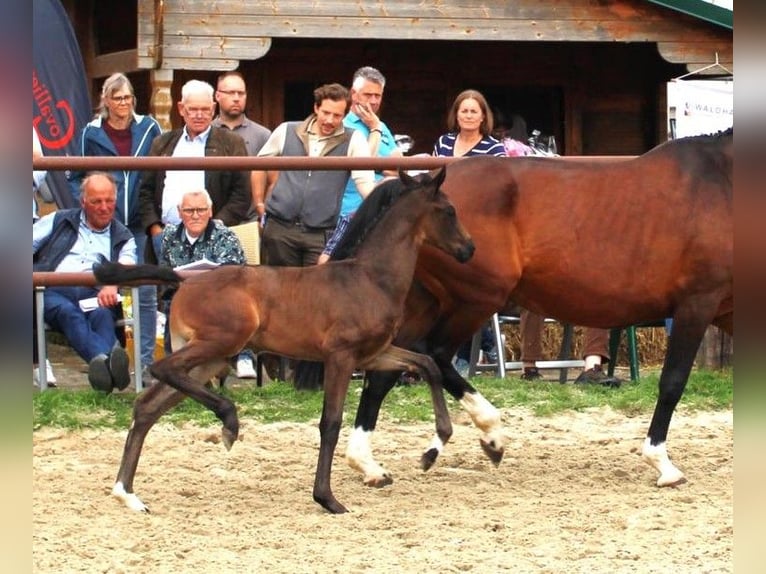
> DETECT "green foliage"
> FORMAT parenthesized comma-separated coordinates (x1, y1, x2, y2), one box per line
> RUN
(32, 368, 733, 431)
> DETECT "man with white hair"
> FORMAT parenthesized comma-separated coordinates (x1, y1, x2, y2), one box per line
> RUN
(139, 79, 252, 264)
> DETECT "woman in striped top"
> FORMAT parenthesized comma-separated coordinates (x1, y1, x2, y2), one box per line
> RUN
(433, 89, 505, 376)
(432, 89, 506, 158)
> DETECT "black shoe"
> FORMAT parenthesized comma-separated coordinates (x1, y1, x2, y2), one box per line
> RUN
(520, 367, 543, 381)
(88, 354, 113, 393)
(573, 364, 621, 388)
(108, 346, 131, 391)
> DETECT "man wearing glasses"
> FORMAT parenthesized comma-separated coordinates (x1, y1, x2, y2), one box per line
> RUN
(139, 79, 251, 264)
(213, 70, 271, 221)
(157, 188, 246, 355)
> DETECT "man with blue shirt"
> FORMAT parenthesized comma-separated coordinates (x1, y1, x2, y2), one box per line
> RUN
(33, 172, 137, 392)
(318, 66, 401, 264)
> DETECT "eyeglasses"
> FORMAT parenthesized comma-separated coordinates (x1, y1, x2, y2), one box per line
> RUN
(110, 95, 133, 103)
(217, 90, 246, 97)
(179, 207, 210, 216)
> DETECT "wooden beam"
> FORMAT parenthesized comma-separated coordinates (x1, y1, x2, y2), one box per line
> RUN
(91, 49, 139, 78)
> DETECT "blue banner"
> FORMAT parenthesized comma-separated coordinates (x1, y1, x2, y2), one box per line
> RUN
(32, 0, 91, 208)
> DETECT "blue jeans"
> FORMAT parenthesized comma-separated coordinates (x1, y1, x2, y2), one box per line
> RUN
(132, 227, 157, 367)
(43, 286, 120, 362)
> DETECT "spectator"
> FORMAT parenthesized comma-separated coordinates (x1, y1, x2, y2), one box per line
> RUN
(212, 70, 271, 377)
(432, 89, 505, 376)
(33, 127, 56, 386)
(519, 309, 621, 386)
(433, 89, 506, 158)
(69, 72, 163, 377)
(253, 82, 375, 267)
(212, 70, 272, 222)
(33, 172, 136, 392)
(318, 65, 400, 265)
(139, 79, 251, 264)
(157, 189, 246, 358)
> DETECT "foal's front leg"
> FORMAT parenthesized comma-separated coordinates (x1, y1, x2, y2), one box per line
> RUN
(313, 357, 355, 514)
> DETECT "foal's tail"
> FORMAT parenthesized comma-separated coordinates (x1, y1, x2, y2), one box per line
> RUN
(93, 261, 182, 286)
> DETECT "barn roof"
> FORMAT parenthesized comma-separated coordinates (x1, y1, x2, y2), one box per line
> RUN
(646, 0, 732, 29)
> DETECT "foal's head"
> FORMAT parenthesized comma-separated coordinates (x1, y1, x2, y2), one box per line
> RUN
(402, 168, 475, 263)
(332, 167, 474, 264)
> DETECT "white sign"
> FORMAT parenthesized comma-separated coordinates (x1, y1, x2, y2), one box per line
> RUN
(667, 80, 733, 139)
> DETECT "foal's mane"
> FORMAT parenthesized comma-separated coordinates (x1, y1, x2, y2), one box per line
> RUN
(331, 176, 414, 261)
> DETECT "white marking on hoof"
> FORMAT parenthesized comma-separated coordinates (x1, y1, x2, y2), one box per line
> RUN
(642, 437, 686, 486)
(460, 392, 505, 452)
(346, 427, 391, 485)
(112, 481, 149, 512)
(426, 434, 444, 456)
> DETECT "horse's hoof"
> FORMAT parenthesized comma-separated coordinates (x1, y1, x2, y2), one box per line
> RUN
(420, 448, 439, 471)
(480, 438, 504, 466)
(314, 495, 349, 514)
(222, 427, 238, 451)
(112, 482, 150, 513)
(657, 475, 688, 488)
(364, 473, 394, 488)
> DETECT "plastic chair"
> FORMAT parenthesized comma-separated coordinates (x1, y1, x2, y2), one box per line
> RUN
(607, 320, 668, 381)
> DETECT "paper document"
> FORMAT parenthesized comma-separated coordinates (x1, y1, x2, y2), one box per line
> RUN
(79, 294, 123, 313)
(173, 258, 221, 271)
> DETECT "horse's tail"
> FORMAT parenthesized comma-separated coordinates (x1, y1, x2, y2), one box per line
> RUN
(93, 261, 182, 286)
(293, 360, 325, 390)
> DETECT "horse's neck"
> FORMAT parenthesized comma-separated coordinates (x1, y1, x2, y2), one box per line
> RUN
(355, 198, 425, 289)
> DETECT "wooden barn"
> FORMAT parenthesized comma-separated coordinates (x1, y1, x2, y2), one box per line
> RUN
(61, 0, 732, 155)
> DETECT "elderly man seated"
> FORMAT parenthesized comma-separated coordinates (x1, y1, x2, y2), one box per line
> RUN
(33, 172, 137, 392)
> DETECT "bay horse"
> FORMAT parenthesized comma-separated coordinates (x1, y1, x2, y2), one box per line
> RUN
(92, 168, 474, 514)
(345, 129, 733, 490)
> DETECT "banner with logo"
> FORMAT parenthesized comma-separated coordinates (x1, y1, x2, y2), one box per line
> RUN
(32, 0, 91, 208)
(667, 80, 733, 139)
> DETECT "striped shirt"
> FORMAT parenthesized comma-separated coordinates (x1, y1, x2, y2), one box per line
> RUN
(432, 133, 506, 158)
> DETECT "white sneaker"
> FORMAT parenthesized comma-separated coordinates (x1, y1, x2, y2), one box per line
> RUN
(235, 354, 257, 379)
(33, 360, 58, 387)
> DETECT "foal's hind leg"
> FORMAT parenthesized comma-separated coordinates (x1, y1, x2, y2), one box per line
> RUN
(113, 382, 186, 512)
(151, 345, 239, 449)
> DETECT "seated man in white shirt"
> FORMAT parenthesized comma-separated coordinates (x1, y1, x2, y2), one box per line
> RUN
(33, 172, 137, 392)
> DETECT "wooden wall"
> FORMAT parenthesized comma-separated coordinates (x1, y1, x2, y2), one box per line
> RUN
(171, 39, 683, 156)
(66, 0, 732, 156)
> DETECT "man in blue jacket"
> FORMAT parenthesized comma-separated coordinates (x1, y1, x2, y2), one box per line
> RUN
(69, 72, 163, 376)
(34, 172, 137, 392)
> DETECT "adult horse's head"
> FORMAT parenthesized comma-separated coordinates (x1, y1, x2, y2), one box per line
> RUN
(399, 167, 475, 263)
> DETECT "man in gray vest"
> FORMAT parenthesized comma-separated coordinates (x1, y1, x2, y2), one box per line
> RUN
(253, 83, 374, 267)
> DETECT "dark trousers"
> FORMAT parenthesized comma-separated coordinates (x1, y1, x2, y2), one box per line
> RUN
(43, 286, 121, 363)
(261, 218, 333, 267)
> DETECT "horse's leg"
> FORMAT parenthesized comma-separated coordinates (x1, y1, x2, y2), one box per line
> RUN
(151, 344, 238, 449)
(357, 346, 452, 472)
(112, 382, 186, 512)
(643, 299, 720, 486)
(433, 352, 505, 466)
(312, 356, 355, 514)
(346, 369, 400, 487)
